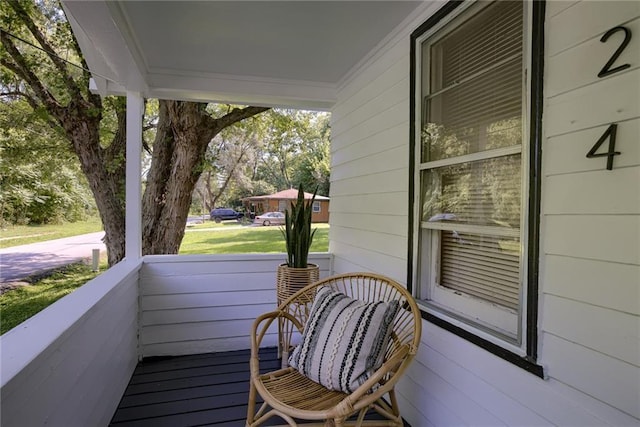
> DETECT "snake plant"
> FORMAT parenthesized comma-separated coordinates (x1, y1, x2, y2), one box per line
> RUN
(282, 184, 317, 268)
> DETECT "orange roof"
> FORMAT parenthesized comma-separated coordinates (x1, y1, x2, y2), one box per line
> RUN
(244, 188, 330, 201)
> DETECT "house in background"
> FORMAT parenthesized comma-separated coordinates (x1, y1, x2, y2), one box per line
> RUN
(1, 1, 638, 426)
(243, 188, 330, 223)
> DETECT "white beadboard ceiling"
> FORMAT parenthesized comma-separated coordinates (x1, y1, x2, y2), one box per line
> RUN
(61, 1, 427, 109)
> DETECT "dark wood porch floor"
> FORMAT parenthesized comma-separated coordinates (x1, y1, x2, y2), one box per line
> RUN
(110, 347, 408, 426)
(110, 348, 277, 427)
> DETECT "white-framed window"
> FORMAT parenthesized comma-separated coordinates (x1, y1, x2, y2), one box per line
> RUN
(313, 201, 321, 213)
(410, 0, 543, 371)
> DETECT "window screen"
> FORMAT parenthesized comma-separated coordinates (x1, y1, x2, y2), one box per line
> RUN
(417, 0, 525, 340)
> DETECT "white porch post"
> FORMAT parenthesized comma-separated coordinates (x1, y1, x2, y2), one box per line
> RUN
(125, 91, 143, 260)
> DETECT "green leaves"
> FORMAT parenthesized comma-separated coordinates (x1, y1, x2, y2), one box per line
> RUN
(0, 99, 94, 225)
(282, 184, 317, 268)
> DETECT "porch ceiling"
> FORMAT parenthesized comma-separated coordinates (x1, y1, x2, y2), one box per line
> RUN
(61, 1, 425, 110)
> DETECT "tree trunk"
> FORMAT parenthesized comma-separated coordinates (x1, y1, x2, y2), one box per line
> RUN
(60, 104, 126, 266)
(203, 170, 215, 212)
(210, 150, 245, 210)
(2, 1, 269, 265)
(142, 101, 213, 254)
(142, 100, 269, 255)
(1, 1, 127, 266)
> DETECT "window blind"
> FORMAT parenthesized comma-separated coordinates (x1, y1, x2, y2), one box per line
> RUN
(421, 1, 524, 163)
(440, 231, 520, 310)
(420, 0, 524, 313)
(434, 1, 523, 91)
(422, 154, 522, 228)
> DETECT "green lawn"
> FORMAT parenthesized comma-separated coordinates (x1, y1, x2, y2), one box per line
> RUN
(180, 223, 329, 254)
(0, 261, 106, 335)
(1, 222, 329, 334)
(0, 217, 103, 248)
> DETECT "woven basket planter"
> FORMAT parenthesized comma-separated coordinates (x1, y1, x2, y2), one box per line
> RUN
(276, 263, 319, 304)
(276, 263, 319, 365)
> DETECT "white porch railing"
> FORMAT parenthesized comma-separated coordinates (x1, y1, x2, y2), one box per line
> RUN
(0, 252, 333, 427)
(140, 253, 333, 357)
(0, 259, 142, 427)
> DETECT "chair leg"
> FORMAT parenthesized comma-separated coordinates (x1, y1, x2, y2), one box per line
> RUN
(388, 388, 401, 419)
(354, 408, 367, 426)
(277, 316, 283, 359)
(333, 418, 346, 427)
(370, 390, 403, 426)
(246, 380, 258, 426)
(278, 317, 294, 367)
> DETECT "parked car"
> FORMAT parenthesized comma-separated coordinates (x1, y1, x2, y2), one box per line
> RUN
(254, 211, 285, 226)
(210, 208, 243, 223)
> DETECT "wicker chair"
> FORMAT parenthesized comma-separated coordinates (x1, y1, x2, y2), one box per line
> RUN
(247, 272, 422, 426)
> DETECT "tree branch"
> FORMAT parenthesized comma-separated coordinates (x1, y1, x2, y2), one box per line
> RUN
(212, 150, 246, 207)
(68, 25, 101, 109)
(0, 89, 41, 110)
(103, 97, 127, 165)
(6, 0, 83, 100)
(212, 106, 271, 132)
(0, 38, 63, 118)
(70, 25, 91, 81)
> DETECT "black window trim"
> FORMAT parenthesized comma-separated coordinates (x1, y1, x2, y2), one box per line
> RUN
(407, 0, 545, 378)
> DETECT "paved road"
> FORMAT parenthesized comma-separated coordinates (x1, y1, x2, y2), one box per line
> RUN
(0, 222, 255, 283)
(0, 232, 106, 283)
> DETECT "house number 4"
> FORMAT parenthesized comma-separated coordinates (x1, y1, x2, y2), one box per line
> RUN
(586, 124, 619, 171)
(586, 26, 632, 170)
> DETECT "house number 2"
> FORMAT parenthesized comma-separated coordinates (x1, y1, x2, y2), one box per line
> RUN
(597, 26, 632, 78)
(586, 25, 632, 170)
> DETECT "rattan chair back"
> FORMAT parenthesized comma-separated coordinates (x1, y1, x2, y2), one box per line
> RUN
(247, 272, 422, 426)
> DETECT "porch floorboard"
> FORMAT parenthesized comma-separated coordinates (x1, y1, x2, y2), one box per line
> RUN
(110, 347, 406, 426)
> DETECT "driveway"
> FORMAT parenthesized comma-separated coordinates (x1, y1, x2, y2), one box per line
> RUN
(0, 232, 106, 283)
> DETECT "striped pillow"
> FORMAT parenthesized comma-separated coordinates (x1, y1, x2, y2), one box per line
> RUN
(288, 286, 399, 393)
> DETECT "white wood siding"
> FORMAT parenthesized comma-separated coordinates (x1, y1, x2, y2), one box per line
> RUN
(139, 253, 332, 357)
(331, 1, 640, 425)
(0, 261, 140, 427)
(541, 1, 640, 421)
(330, 18, 412, 279)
